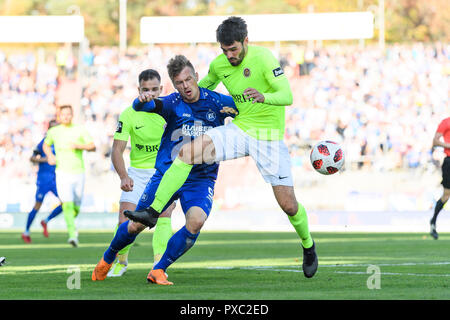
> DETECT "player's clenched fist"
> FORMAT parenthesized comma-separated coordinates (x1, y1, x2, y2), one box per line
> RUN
(120, 175, 134, 192)
(138, 92, 155, 103)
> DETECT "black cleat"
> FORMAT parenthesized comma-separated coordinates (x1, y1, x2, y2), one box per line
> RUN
(302, 241, 318, 278)
(430, 222, 439, 240)
(124, 207, 160, 228)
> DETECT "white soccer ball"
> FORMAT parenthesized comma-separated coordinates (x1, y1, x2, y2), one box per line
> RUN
(310, 141, 344, 175)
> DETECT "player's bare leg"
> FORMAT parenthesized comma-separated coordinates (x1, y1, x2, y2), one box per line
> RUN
(272, 185, 318, 278)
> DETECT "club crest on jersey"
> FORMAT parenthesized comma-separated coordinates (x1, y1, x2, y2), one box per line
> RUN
(206, 110, 216, 122)
(243, 68, 251, 77)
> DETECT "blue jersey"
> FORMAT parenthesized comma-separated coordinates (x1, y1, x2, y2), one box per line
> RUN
(133, 87, 236, 181)
(34, 138, 56, 181)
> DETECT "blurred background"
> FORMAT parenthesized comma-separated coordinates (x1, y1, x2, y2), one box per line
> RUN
(0, 0, 449, 232)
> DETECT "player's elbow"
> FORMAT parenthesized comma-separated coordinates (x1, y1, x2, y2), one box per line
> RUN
(285, 91, 293, 106)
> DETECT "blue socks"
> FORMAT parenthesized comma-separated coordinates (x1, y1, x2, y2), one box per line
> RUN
(45, 205, 63, 223)
(103, 220, 137, 264)
(154, 226, 199, 271)
(25, 205, 63, 234)
(25, 209, 38, 233)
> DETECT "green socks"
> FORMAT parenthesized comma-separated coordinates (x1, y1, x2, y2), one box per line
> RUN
(62, 202, 77, 239)
(151, 157, 193, 213)
(74, 205, 80, 217)
(288, 202, 313, 249)
(152, 217, 172, 261)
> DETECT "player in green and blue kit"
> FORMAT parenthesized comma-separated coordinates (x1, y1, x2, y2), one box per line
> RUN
(92, 55, 237, 283)
(107, 69, 175, 277)
(43, 105, 96, 247)
(125, 16, 318, 278)
(22, 119, 63, 243)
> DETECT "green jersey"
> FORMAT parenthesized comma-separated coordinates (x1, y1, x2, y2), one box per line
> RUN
(44, 124, 94, 174)
(199, 45, 293, 140)
(114, 105, 166, 169)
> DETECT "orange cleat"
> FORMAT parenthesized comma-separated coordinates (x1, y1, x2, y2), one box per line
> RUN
(147, 269, 173, 285)
(41, 220, 49, 238)
(91, 257, 113, 281)
(21, 233, 31, 243)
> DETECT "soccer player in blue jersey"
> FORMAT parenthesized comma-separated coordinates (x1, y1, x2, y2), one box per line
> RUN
(22, 119, 63, 243)
(92, 55, 238, 283)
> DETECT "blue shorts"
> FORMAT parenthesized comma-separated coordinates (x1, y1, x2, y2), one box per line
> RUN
(136, 170, 216, 216)
(35, 178, 58, 202)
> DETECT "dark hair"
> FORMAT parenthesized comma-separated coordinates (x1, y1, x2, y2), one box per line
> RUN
(138, 69, 161, 83)
(167, 55, 195, 81)
(48, 119, 58, 129)
(216, 16, 248, 45)
(59, 105, 73, 112)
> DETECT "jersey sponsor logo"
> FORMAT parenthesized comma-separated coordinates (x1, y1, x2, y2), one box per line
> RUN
(135, 125, 144, 130)
(243, 68, 251, 77)
(232, 93, 252, 104)
(272, 67, 284, 77)
(181, 121, 213, 137)
(136, 144, 159, 152)
(116, 121, 123, 133)
(224, 74, 231, 78)
(182, 113, 192, 118)
(206, 110, 216, 122)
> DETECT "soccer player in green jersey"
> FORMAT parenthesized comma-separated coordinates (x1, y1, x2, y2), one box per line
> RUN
(43, 105, 96, 247)
(127, 16, 318, 278)
(108, 69, 175, 277)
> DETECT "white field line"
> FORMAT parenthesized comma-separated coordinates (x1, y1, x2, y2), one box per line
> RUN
(334, 271, 450, 277)
(207, 262, 450, 277)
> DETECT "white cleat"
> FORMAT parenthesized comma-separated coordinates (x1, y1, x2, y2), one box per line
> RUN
(107, 262, 128, 277)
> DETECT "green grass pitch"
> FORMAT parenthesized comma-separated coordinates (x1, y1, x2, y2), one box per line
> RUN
(0, 230, 449, 300)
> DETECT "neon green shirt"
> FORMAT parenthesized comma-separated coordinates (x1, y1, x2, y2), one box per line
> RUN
(199, 45, 293, 140)
(44, 124, 94, 174)
(114, 106, 166, 169)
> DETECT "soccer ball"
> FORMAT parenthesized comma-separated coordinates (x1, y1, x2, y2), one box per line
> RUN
(310, 141, 344, 175)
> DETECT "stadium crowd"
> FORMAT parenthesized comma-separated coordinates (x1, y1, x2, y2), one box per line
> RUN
(0, 42, 449, 210)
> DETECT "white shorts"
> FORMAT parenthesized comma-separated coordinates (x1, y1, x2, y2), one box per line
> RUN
(119, 167, 156, 205)
(55, 171, 85, 206)
(206, 123, 294, 186)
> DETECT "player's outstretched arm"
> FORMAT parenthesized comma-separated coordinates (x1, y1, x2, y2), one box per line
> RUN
(72, 142, 96, 152)
(30, 151, 47, 164)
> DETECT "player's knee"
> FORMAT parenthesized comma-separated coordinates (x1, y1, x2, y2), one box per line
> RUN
(186, 217, 205, 234)
(128, 221, 146, 234)
(178, 145, 194, 165)
(281, 201, 298, 217)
